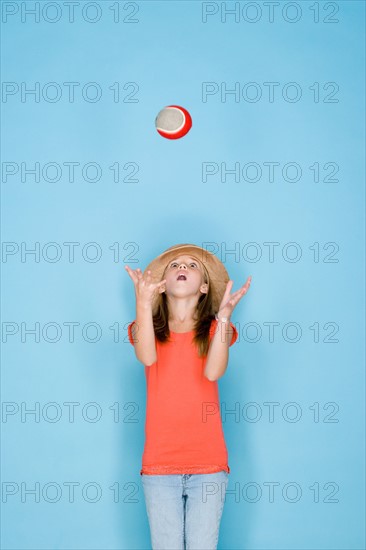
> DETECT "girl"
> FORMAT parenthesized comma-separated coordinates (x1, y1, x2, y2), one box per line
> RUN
(125, 243, 251, 550)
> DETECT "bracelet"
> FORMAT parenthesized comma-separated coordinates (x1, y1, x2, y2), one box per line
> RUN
(215, 313, 229, 323)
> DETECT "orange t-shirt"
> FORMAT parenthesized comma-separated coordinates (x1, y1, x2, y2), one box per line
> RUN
(127, 318, 238, 476)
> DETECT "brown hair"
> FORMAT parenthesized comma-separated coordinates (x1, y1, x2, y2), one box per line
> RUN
(152, 261, 215, 358)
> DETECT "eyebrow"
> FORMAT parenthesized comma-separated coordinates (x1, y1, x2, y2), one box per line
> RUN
(170, 257, 198, 263)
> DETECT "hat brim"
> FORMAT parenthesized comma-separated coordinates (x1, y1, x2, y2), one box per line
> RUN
(144, 243, 230, 313)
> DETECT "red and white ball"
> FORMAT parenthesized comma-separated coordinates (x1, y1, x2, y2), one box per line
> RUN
(155, 105, 192, 139)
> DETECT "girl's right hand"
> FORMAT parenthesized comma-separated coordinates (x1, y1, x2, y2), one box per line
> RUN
(125, 265, 167, 306)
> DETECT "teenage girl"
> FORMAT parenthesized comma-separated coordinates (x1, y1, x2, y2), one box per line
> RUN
(125, 243, 251, 550)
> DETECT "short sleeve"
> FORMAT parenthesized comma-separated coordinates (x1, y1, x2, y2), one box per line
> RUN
(127, 320, 137, 346)
(209, 319, 238, 347)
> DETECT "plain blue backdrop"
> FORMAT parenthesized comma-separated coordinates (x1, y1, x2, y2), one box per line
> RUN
(1, 1, 365, 549)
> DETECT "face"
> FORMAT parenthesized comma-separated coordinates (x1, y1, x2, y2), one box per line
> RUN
(159, 255, 209, 299)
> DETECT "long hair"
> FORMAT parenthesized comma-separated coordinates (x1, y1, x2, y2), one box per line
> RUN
(152, 263, 216, 358)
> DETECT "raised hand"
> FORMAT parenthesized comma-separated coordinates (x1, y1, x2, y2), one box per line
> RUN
(125, 265, 167, 306)
(217, 275, 252, 320)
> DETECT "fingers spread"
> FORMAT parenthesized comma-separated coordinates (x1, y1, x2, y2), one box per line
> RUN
(223, 280, 233, 296)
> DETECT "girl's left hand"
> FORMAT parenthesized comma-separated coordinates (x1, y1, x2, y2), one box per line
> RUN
(217, 276, 252, 319)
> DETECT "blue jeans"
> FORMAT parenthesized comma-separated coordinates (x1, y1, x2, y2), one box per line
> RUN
(141, 471, 229, 550)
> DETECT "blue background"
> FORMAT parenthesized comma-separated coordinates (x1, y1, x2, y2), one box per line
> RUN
(1, 1, 365, 549)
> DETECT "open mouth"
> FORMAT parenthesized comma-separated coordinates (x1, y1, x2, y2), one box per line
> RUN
(177, 274, 187, 281)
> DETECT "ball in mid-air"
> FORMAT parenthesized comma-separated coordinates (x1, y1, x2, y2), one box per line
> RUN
(155, 105, 192, 139)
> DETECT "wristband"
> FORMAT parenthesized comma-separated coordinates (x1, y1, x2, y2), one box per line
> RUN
(215, 313, 229, 323)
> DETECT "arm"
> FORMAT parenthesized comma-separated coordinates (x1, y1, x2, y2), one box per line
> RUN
(204, 320, 234, 381)
(204, 274, 252, 381)
(125, 265, 166, 367)
(131, 301, 157, 366)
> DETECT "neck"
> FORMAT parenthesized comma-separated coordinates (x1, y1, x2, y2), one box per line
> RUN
(167, 297, 198, 324)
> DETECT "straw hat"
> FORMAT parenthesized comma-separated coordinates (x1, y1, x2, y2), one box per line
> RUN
(143, 243, 230, 313)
